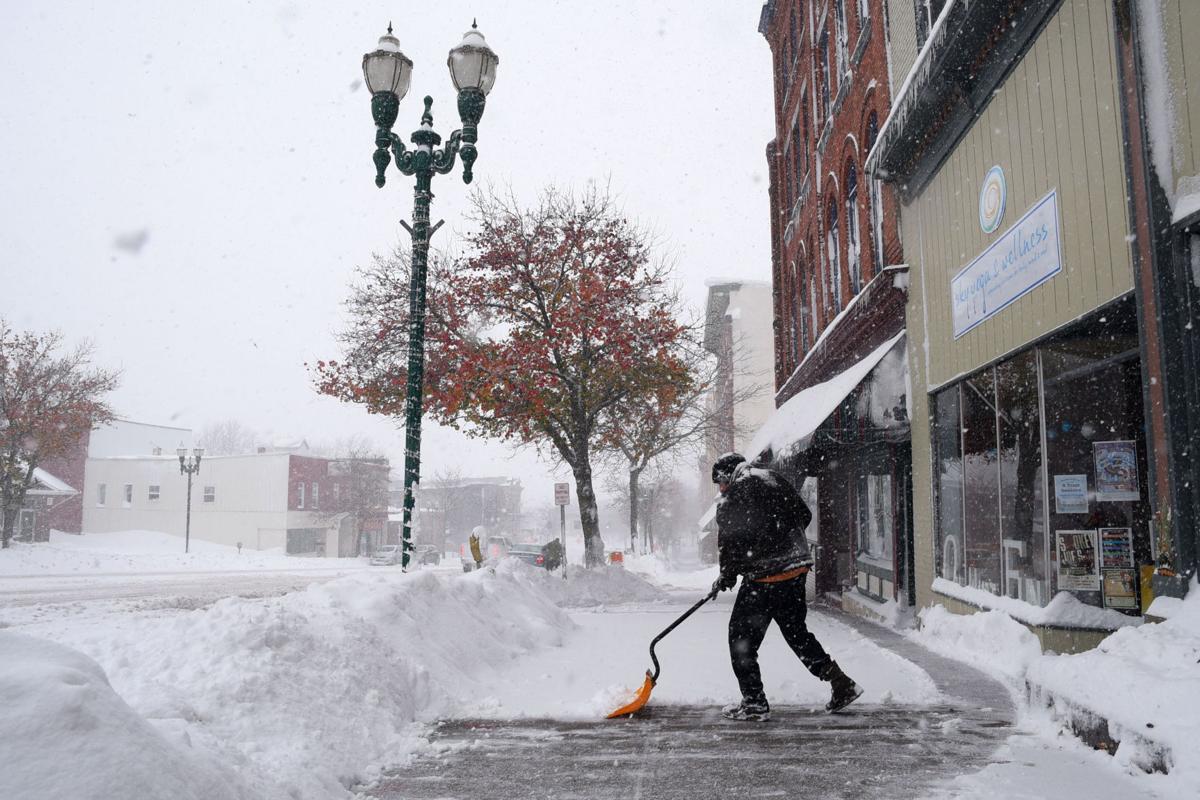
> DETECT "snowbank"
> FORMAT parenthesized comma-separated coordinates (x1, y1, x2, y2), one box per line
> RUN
(21, 566, 577, 799)
(620, 551, 719, 592)
(932, 577, 1139, 631)
(0, 632, 255, 800)
(1025, 580, 1200, 790)
(0, 529, 362, 576)
(496, 558, 667, 606)
(916, 581, 1200, 797)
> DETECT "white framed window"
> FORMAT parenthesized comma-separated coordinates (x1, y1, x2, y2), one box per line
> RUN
(203, 486, 215, 503)
(311, 482, 319, 509)
(333, 483, 341, 506)
(123, 483, 133, 507)
(827, 201, 843, 311)
(846, 163, 862, 294)
(834, 0, 849, 76)
(148, 485, 160, 501)
(298, 482, 305, 509)
(97, 483, 106, 506)
(856, 0, 870, 26)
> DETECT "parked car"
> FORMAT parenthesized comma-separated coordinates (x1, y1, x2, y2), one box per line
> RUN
(370, 545, 401, 566)
(508, 543, 547, 569)
(414, 544, 441, 565)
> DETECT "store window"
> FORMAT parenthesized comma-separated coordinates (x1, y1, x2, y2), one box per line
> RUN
(857, 472, 894, 561)
(933, 387, 964, 584)
(996, 350, 1045, 604)
(931, 297, 1148, 610)
(962, 370, 1002, 594)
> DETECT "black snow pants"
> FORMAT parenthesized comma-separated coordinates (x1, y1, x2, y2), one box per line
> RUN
(728, 573, 832, 707)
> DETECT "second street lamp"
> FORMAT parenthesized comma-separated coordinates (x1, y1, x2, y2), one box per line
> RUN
(362, 21, 499, 571)
(177, 446, 203, 554)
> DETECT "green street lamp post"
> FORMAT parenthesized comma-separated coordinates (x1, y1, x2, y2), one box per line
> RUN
(362, 21, 499, 571)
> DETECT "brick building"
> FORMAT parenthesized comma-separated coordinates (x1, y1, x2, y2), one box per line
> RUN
(755, 0, 915, 612)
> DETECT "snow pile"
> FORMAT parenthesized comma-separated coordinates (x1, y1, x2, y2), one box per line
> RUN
(0, 633, 255, 800)
(932, 577, 1140, 631)
(26, 567, 575, 799)
(913, 605, 1043, 684)
(1026, 579, 1200, 790)
(621, 551, 718, 592)
(0, 529, 355, 576)
(496, 558, 667, 607)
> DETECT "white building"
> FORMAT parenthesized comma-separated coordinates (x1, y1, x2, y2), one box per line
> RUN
(82, 452, 388, 556)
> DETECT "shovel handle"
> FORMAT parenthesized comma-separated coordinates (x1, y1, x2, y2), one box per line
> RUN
(648, 591, 715, 683)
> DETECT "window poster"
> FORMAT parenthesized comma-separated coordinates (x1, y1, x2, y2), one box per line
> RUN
(1100, 527, 1134, 569)
(1093, 440, 1139, 501)
(1102, 569, 1139, 609)
(1054, 474, 1089, 514)
(1056, 530, 1100, 591)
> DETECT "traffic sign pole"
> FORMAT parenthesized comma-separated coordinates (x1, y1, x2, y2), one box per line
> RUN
(555, 482, 569, 581)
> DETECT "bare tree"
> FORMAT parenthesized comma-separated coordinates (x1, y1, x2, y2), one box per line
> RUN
(421, 465, 465, 551)
(196, 419, 257, 456)
(1, 322, 119, 548)
(601, 330, 762, 552)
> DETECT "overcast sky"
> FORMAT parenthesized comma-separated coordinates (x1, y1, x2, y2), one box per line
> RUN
(0, 1, 774, 515)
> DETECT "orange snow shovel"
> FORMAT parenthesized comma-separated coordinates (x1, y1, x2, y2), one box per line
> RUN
(606, 588, 717, 718)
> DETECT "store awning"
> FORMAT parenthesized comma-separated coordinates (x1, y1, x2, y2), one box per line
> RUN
(749, 332, 906, 462)
(25, 467, 78, 497)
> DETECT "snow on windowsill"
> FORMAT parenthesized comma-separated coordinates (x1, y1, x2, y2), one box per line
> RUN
(931, 577, 1141, 631)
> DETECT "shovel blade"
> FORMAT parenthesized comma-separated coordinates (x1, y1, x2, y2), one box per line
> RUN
(606, 673, 655, 719)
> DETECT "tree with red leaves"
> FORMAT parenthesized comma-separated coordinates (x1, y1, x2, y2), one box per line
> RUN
(315, 187, 691, 566)
(0, 322, 119, 548)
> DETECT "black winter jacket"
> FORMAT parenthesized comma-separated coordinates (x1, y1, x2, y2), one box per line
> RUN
(716, 463, 813, 582)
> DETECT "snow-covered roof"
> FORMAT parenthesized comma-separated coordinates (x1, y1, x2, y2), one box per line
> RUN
(28, 468, 78, 496)
(750, 332, 905, 461)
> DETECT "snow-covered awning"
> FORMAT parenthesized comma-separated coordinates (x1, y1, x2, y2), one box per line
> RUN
(697, 497, 719, 531)
(749, 332, 906, 462)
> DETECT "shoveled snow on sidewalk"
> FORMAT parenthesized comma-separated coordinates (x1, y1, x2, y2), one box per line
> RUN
(913, 580, 1200, 799)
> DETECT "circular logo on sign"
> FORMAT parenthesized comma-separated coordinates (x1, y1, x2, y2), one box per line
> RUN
(979, 166, 1006, 234)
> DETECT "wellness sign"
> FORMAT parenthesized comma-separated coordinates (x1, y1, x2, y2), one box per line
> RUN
(952, 189, 1062, 339)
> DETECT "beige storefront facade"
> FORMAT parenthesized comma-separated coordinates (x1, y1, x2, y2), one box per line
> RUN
(870, 0, 1198, 645)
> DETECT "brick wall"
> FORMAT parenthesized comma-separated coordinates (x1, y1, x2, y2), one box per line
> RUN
(761, 0, 905, 392)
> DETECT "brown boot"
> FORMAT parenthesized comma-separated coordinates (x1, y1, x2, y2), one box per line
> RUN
(820, 662, 863, 713)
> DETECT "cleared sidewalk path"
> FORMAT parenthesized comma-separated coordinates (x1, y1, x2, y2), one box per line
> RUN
(365, 608, 1015, 800)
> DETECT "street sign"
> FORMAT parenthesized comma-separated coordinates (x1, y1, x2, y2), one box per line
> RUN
(554, 482, 570, 506)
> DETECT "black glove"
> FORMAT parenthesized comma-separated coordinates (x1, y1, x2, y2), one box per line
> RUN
(712, 572, 737, 595)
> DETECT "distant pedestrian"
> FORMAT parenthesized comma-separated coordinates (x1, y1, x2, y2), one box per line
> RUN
(710, 452, 862, 720)
(236, 541, 243, 555)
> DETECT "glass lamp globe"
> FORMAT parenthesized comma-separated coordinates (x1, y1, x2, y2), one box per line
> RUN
(447, 21, 499, 95)
(363, 26, 414, 99)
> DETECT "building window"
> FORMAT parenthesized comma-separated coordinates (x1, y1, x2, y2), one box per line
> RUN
(333, 483, 341, 506)
(846, 162, 862, 294)
(866, 112, 885, 271)
(931, 298, 1147, 608)
(857, 473, 894, 560)
(312, 482, 319, 510)
(298, 482, 306, 509)
(800, 91, 810, 176)
(915, 0, 948, 49)
(203, 486, 216, 503)
(148, 485, 160, 501)
(834, 0, 849, 77)
(791, 122, 803, 197)
(123, 483, 133, 507)
(789, 9, 799, 69)
(97, 483, 106, 507)
(819, 30, 831, 121)
(826, 200, 842, 312)
(857, 0, 870, 27)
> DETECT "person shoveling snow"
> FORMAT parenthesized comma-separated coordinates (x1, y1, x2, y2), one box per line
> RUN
(710, 453, 862, 720)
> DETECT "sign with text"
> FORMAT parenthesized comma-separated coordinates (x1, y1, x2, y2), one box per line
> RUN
(952, 189, 1062, 338)
(554, 482, 570, 506)
(1053, 474, 1089, 515)
(1056, 529, 1100, 592)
